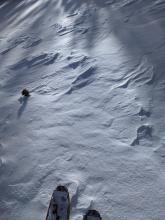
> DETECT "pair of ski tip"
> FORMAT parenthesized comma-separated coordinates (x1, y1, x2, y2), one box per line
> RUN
(46, 185, 102, 220)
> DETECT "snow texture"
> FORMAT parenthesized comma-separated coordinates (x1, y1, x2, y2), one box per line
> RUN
(0, 0, 165, 220)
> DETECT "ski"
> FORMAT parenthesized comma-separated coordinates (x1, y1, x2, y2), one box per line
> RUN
(46, 185, 70, 220)
(83, 210, 102, 220)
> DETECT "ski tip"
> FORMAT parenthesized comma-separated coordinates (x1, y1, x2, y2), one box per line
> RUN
(46, 185, 70, 220)
(83, 210, 102, 220)
(46, 186, 102, 220)
(55, 185, 70, 200)
(56, 185, 69, 193)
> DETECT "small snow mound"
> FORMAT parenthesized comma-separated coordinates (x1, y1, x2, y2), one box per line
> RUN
(0, 37, 26, 55)
(68, 56, 88, 69)
(73, 66, 96, 83)
(57, 26, 74, 36)
(131, 125, 152, 146)
(67, 12, 78, 18)
(23, 38, 42, 49)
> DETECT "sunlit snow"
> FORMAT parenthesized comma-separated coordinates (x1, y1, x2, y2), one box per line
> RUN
(0, 0, 165, 220)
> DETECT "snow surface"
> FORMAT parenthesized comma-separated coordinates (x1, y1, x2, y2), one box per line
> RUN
(0, 0, 165, 219)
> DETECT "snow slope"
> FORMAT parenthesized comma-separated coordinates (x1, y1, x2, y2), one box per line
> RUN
(0, 0, 165, 219)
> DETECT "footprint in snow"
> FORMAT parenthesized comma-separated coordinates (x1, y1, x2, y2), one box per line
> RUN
(138, 107, 151, 118)
(131, 125, 152, 146)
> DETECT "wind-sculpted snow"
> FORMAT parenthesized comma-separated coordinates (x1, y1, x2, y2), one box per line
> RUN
(66, 66, 97, 94)
(67, 55, 88, 69)
(10, 53, 59, 70)
(117, 57, 154, 89)
(0, 35, 42, 55)
(1, 0, 165, 220)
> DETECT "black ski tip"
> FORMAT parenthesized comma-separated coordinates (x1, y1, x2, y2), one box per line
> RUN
(83, 209, 102, 220)
(46, 185, 70, 220)
(56, 185, 68, 193)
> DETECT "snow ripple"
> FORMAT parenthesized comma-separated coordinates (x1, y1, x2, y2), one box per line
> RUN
(10, 52, 59, 70)
(66, 66, 97, 94)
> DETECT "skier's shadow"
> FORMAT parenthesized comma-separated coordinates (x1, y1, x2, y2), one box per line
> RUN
(17, 96, 29, 118)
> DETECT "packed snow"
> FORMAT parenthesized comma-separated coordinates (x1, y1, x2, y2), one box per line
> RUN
(0, 0, 165, 219)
